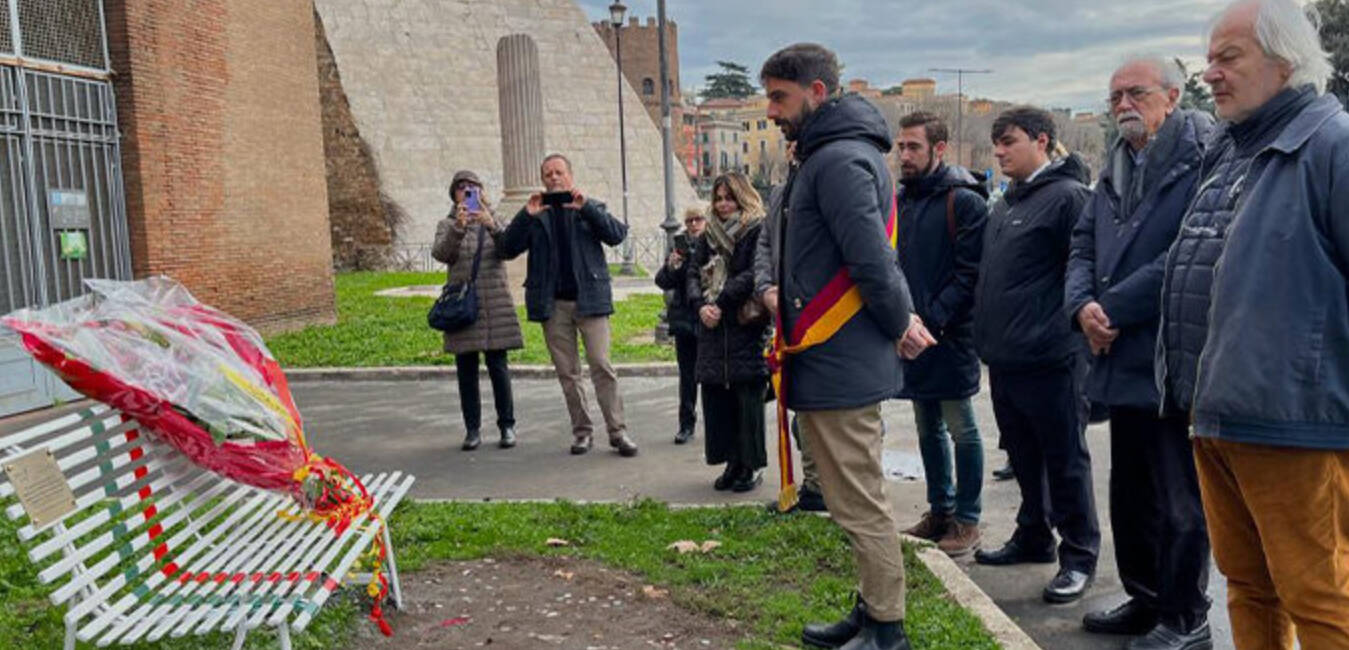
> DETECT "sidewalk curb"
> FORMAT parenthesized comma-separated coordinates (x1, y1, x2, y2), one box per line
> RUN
(905, 534, 1042, 650)
(286, 363, 680, 382)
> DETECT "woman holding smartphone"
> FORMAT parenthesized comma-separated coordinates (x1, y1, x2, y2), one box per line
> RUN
(432, 170, 524, 451)
(686, 173, 770, 492)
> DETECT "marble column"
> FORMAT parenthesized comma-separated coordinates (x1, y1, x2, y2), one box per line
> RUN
(496, 34, 545, 218)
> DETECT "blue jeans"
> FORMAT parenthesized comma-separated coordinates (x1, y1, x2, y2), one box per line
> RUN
(913, 398, 983, 524)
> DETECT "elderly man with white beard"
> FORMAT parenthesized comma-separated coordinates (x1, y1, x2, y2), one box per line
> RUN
(1065, 57, 1215, 650)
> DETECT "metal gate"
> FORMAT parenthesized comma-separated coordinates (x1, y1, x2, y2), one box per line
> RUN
(0, 0, 130, 417)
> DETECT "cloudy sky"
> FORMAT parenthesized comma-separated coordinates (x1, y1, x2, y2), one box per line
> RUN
(575, 0, 1235, 112)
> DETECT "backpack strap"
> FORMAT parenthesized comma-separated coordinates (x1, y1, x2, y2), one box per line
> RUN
(945, 189, 957, 242)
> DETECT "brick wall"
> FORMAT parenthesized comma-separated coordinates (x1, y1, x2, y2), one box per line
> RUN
(592, 16, 682, 129)
(104, 0, 336, 333)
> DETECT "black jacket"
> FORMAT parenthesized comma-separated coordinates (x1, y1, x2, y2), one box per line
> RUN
(1066, 110, 1212, 409)
(496, 199, 628, 322)
(974, 154, 1092, 371)
(896, 164, 988, 400)
(777, 95, 913, 410)
(654, 240, 698, 338)
(687, 221, 769, 385)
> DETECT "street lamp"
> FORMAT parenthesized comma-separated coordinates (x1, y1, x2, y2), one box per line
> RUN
(610, 1, 636, 276)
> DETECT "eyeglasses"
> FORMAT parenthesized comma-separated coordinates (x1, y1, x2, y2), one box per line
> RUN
(684, 216, 705, 224)
(1109, 86, 1162, 107)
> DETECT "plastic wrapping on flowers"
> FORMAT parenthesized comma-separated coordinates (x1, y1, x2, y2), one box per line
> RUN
(0, 276, 395, 636)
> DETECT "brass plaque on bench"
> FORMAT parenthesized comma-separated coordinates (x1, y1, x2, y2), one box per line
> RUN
(4, 448, 77, 530)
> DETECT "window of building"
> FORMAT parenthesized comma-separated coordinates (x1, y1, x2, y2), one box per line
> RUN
(642, 78, 654, 95)
(742, 142, 748, 154)
(720, 131, 725, 144)
(703, 151, 711, 169)
(759, 140, 766, 154)
(720, 152, 728, 169)
(758, 119, 768, 130)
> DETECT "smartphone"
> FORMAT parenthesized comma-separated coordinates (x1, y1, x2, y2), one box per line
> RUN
(542, 191, 574, 209)
(464, 186, 482, 212)
(673, 232, 690, 253)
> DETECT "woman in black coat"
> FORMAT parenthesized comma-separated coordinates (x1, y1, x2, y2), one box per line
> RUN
(686, 173, 770, 492)
(654, 208, 707, 445)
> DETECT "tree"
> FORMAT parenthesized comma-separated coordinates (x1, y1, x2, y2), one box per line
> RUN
(1317, 0, 1349, 106)
(702, 61, 756, 100)
(1175, 58, 1215, 115)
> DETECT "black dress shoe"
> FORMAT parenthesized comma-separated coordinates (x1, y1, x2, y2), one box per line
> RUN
(498, 427, 517, 449)
(797, 486, 828, 512)
(714, 464, 739, 491)
(1043, 568, 1094, 604)
(674, 427, 694, 444)
(731, 468, 762, 493)
(839, 613, 911, 650)
(1127, 621, 1212, 650)
(1084, 599, 1158, 635)
(803, 594, 865, 648)
(992, 463, 1015, 481)
(570, 436, 592, 455)
(765, 486, 829, 514)
(974, 539, 1056, 566)
(461, 429, 481, 451)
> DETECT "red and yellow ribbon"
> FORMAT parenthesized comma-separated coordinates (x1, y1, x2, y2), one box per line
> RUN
(766, 195, 898, 512)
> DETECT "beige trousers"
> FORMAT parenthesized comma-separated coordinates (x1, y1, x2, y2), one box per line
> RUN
(799, 403, 905, 621)
(542, 300, 626, 439)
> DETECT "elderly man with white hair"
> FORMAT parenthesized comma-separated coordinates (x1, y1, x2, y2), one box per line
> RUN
(1158, 0, 1349, 648)
(1067, 55, 1215, 650)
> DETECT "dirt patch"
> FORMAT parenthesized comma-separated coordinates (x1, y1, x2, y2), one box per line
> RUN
(352, 555, 752, 649)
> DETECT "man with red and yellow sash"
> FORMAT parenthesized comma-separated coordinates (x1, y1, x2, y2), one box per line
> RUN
(760, 43, 931, 650)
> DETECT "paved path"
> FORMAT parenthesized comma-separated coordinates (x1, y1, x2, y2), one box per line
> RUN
(290, 374, 1233, 650)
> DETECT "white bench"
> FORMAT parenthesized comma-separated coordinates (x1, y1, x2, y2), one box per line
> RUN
(0, 404, 415, 649)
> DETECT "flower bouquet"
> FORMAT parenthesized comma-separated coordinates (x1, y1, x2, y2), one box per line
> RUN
(1, 276, 395, 635)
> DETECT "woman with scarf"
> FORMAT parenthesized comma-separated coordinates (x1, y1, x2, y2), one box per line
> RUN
(686, 173, 770, 492)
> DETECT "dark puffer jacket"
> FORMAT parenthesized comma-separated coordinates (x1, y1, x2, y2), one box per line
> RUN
(654, 241, 698, 338)
(973, 154, 1092, 371)
(776, 95, 913, 411)
(895, 163, 988, 400)
(687, 221, 769, 385)
(1159, 87, 1349, 450)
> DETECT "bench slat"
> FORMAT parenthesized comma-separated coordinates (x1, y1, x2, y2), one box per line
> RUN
(32, 455, 202, 568)
(220, 474, 397, 635)
(178, 473, 398, 638)
(2, 406, 416, 648)
(0, 411, 128, 500)
(0, 405, 111, 454)
(285, 473, 414, 631)
(87, 485, 300, 645)
(3, 416, 137, 515)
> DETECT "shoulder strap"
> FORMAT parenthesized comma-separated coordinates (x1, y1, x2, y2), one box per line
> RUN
(468, 226, 486, 284)
(945, 189, 957, 242)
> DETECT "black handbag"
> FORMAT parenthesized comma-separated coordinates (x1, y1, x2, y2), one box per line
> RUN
(428, 226, 485, 333)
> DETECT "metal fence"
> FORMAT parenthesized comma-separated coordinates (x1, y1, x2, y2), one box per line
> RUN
(0, 66, 128, 313)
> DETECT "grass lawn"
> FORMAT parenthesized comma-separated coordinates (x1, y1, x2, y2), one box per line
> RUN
(266, 271, 673, 368)
(0, 500, 1000, 649)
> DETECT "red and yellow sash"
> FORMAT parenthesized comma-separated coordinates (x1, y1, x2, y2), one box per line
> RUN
(765, 195, 899, 512)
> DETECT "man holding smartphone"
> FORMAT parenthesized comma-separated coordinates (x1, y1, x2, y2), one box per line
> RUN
(496, 153, 637, 457)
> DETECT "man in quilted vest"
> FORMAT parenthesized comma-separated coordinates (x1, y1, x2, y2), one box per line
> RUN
(1159, 2, 1349, 648)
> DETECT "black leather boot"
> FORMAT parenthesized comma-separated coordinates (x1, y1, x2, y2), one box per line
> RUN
(840, 612, 910, 650)
(461, 429, 481, 451)
(498, 427, 517, 449)
(802, 594, 865, 648)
